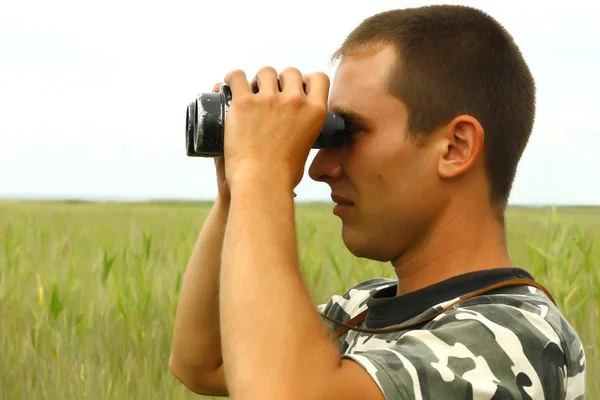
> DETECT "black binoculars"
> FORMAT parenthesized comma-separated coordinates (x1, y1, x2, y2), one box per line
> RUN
(185, 85, 348, 157)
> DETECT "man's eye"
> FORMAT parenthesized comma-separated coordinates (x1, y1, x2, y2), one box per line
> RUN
(344, 123, 362, 144)
(345, 123, 362, 136)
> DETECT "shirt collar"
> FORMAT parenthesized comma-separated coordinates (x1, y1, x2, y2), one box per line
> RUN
(365, 267, 535, 328)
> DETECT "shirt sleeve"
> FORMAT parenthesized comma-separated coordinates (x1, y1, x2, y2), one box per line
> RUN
(341, 303, 569, 399)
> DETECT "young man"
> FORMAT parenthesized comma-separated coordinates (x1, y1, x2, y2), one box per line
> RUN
(169, 5, 586, 399)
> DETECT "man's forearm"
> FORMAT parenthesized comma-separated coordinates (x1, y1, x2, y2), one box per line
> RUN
(220, 179, 341, 399)
(169, 196, 229, 390)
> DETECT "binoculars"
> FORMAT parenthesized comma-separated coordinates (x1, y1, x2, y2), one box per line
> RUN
(185, 85, 348, 157)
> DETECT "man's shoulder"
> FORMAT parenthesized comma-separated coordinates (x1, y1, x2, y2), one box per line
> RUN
(446, 285, 586, 377)
(339, 285, 586, 399)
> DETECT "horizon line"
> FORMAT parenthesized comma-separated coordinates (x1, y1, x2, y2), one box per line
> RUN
(0, 196, 599, 208)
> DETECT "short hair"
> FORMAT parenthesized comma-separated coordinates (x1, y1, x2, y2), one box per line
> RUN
(331, 5, 536, 219)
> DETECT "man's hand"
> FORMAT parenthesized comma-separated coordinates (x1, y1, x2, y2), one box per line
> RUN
(222, 67, 330, 193)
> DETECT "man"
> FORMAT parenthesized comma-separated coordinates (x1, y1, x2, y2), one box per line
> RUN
(169, 5, 586, 399)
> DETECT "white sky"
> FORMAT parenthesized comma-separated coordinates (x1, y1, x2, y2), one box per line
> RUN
(1, 0, 599, 205)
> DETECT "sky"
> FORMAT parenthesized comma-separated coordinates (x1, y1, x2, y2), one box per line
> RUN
(1, 0, 599, 205)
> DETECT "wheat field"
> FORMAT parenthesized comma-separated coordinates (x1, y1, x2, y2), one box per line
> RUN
(0, 200, 598, 399)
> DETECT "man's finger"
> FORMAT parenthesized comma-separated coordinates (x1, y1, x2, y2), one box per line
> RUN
(278, 67, 304, 96)
(303, 72, 330, 105)
(224, 70, 252, 96)
(250, 66, 279, 95)
(212, 82, 224, 93)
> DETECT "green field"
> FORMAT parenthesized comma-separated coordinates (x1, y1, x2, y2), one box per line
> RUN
(1, 200, 598, 399)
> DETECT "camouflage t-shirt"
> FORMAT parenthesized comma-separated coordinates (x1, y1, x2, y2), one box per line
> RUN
(318, 268, 586, 399)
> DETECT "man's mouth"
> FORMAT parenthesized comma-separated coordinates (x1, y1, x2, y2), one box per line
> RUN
(331, 194, 354, 217)
(331, 194, 354, 205)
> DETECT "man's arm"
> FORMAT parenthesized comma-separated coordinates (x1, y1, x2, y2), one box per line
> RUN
(169, 195, 229, 396)
(219, 176, 385, 400)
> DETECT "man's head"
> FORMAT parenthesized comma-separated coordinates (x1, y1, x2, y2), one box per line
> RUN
(308, 5, 535, 262)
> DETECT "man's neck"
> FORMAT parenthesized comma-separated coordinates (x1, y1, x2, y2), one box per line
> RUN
(391, 204, 513, 297)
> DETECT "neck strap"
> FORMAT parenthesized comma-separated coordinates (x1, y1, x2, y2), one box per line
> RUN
(319, 278, 555, 338)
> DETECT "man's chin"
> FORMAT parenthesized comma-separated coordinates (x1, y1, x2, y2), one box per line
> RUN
(341, 226, 369, 258)
(341, 228, 396, 262)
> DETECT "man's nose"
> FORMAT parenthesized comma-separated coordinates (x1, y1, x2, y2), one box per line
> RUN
(308, 147, 344, 183)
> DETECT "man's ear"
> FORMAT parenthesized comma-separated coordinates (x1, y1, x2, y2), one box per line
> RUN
(437, 115, 484, 179)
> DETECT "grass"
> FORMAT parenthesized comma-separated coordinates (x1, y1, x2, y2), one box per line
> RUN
(0, 200, 598, 399)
